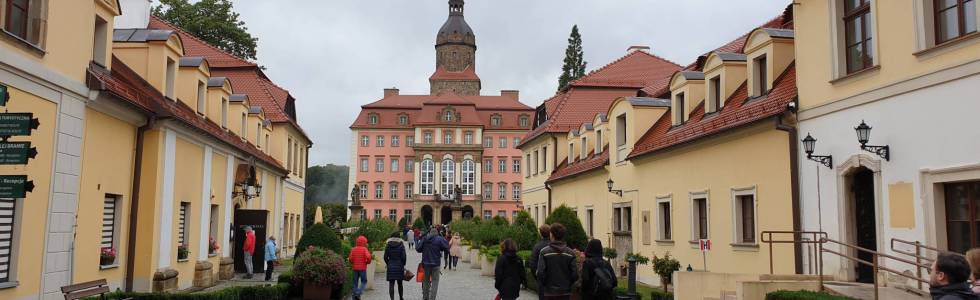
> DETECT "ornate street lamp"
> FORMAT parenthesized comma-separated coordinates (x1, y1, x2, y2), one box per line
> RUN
(606, 179, 623, 197)
(855, 120, 889, 161)
(802, 133, 833, 169)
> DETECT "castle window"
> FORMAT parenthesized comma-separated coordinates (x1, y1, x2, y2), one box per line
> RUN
(498, 183, 507, 200)
(441, 159, 456, 196)
(484, 159, 492, 173)
(392, 136, 400, 147)
(519, 116, 529, 128)
(464, 131, 473, 145)
(359, 183, 367, 198)
(844, 0, 874, 74)
(444, 110, 454, 122)
(376, 135, 384, 147)
(368, 113, 379, 125)
(405, 183, 414, 199)
(375, 182, 383, 199)
(4, 0, 46, 47)
(390, 182, 399, 199)
(462, 160, 475, 195)
(483, 183, 492, 200)
(407, 136, 415, 147)
(424, 131, 433, 144)
(421, 160, 434, 195)
(444, 131, 453, 144)
(360, 135, 369, 147)
(484, 136, 493, 148)
(490, 115, 502, 127)
(399, 114, 409, 125)
(935, 0, 977, 43)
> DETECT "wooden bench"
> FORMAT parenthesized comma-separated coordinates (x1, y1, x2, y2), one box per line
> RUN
(60, 279, 132, 300)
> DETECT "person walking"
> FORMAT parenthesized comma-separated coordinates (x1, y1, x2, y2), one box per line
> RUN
(416, 228, 449, 300)
(349, 235, 372, 300)
(964, 248, 980, 294)
(264, 236, 278, 281)
(384, 232, 407, 300)
(529, 224, 551, 300)
(929, 252, 978, 299)
(494, 239, 526, 300)
(242, 226, 256, 279)
(535, 223, 578, 300)
(406, 227, 416, 248)
(448, 232, 462, 270)
(581, 239, 617, 300)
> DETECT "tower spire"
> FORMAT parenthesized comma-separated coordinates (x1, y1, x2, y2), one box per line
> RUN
(431, 0, 480, 96)
(449, 0, 464, 16)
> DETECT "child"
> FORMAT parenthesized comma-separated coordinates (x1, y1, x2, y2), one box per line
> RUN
(348, 235, 371, 300)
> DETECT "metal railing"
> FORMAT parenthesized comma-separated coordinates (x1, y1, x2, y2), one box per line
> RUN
(761, 231, 827, 275)
(890, 238, 964, 290)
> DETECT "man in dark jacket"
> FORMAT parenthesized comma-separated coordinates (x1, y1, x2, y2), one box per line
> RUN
(536, 223, 578, 300)
(529, 225, 551, 281)
(416, 228, 449, 300)
(930, 252, 979, 300)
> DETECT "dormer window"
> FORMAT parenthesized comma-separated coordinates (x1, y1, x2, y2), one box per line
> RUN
(568, 143, 575, 163)
(519, 116, 529, 128)
(444, 110, 454, 122)
(93, 16, 108, 66)
(753, 55, 768, 96)
(240, 113, 247, 137)
(581, 136, 588, 158)
(197, 81, 206, 115)
(615, 114, 627, 162)
(368, 113, 379, 125)
(165, 58, 177, 99)
(596, 130, 603, 153)
(673, 92, 686, 125)
(220, 97, 228, 128)
(708, 76, 722, 113)
(490, 115, 502, 127)
(398, 114, 409, 125)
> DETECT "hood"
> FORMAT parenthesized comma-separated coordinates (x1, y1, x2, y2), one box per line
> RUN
(931, 282, 975, 297)
(386, 237, 404, 247)
(585, 239, 603, 258)
(356, 235, 368, 247)
(503, 251, 519, 261)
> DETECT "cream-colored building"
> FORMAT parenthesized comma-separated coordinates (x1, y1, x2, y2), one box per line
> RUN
(0, 0, 309, 297)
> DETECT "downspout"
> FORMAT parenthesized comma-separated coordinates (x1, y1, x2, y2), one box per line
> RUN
(125, 115, 155, 291)
(549, 134, 558, 213)
(775, 108, 803, 275)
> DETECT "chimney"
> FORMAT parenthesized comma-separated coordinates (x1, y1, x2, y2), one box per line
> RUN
(115, 0, 152, 29)
(501, 90, 519, 101)
(627, 45, 650, 54)
(384, 88, 400, 98)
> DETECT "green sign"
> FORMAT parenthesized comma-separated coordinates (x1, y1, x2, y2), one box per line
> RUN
(0, 85, 8, 106)
(0, 113, 39, 136)
(0, 141, 36, 164)
(0, 175, 33, 198)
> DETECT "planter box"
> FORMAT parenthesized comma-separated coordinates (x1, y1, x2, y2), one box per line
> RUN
(303, 282, 334, 300)
(480, 256, 495, 276)
(365, 261, 376, 290)
(461, 245, 471, 262)
(373, 251, 386, 273)
(470, 252, 482, 269)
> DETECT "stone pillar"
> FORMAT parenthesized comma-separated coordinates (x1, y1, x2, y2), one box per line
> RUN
(349, 205, 364, 222)
(219, 257, 234, 280)
(152, 268, 179, 292)
(452, 206, 463, 222)
(193, 260, 214, 288)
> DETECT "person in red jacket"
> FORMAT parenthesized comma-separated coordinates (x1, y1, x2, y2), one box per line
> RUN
(242, 226, 256, 279)
(348, 235, 372, 300)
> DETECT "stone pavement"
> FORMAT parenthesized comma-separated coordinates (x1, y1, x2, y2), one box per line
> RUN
(359, 243, 537, 300)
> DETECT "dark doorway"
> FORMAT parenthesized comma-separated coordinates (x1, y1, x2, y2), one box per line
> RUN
(233, 209, 268, 273)
(422, 205, 433, 227)
(850, 167, 877, 283)
(944, 180, 980, 254)
(441, 206, 452, 225)
(462, 205, 474, 219)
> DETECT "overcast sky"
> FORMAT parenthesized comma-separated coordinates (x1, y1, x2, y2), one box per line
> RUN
(230, 0, 790, 166)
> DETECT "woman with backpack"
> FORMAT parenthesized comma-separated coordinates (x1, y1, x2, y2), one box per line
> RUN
(494, 239, 526, 300)
(581, 239, 617, 300)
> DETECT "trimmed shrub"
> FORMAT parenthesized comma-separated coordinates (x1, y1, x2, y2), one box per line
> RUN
(412, 217, 426, 230)
(398, 216, 409, 228)
(294, 223, 342, 259)
(651, 289, 674, 300)
(626, 252, 650, 265)
(509, 211, 539, 251)
(544, 205, 588, 249)
(603, 247, 618, 261)
(517, 250, 532, 262)
(95, 283, 289, 299)
(491, 215, 509, 226)
(652, 251, 681, 288)
(347, 218, 398, 251)
(293, 248, 347, 288)
(765, 290, 858, 300)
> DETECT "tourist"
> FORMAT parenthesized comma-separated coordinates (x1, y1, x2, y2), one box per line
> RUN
(966, 249, 980, 294)
(494, 239, 526, 300)
(406, 226, 416, 248)
(535, 223, 578, 300)
(442, 227, 452, 269)
(929, 252, 977, 299)
(264, 236, 277, 281)
(581, 239, 617, 300)
(242, 226, 256, 279)
(529, 224, 551, 299)
(449, 232, 462, 270)
(385, 232, 407, 300)
(417, 228, 449, 300)
(349, 235, 372, 300)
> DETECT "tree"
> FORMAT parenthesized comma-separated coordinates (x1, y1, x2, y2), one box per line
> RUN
(294, 223, 342, 259)
(304, 164, 350, 205)
(152, 0, 259, 60)
(557, 25, 587, 91)
(545, 205, 588, 250)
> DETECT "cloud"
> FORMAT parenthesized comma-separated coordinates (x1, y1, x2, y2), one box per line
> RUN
(230, 0, 789, 165)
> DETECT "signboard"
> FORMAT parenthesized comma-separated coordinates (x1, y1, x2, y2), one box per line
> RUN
(0, 175, 34, 198)
(699, 239, 712, 252)
(0, 113, 39, 136)
(0, 85, 8, 106)
(0, 141, 36, 164)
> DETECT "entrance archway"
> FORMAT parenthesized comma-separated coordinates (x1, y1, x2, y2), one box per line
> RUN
(421, 205, 433, 227)
(441, 206, 453, 225)
(847, 166, 877, 283)
(462, 205, 474, 219)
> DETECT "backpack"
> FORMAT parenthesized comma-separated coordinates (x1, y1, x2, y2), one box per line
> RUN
(591, 260, 615, 294)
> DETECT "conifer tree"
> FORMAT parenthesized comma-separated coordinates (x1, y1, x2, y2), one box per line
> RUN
(558, 25, 587, 91)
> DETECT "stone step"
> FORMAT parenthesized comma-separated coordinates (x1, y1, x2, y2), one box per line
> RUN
(822, 281, 928, 300)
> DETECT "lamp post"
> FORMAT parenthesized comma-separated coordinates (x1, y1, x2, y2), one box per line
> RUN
(855, 120, 890, 161)
(606, 179, 623, 197)
(802, 133, 833, 169)
(626, 255, 639, 300)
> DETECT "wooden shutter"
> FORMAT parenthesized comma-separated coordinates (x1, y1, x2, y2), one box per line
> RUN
(178, 203, 188, 245)
(0, 198, 16, 282)
(101, 197, 117, 249)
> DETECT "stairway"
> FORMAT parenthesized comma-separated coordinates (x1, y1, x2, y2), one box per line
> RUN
(822, 281, 929, 300)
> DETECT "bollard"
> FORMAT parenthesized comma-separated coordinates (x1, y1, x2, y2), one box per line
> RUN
(627, 256, 639, 300)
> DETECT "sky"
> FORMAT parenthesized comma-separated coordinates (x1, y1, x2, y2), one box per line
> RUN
(229, 0, 790, 166)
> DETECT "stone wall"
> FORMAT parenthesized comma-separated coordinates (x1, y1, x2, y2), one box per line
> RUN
(431, 80, 480, 96)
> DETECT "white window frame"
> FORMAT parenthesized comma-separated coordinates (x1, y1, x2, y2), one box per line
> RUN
(484, 210, 492, 220)
(391, 159, 399, 172)
(407, 136, 415, 147)
(484, 159, 493, 173)
(375, 158, 384, 172)
(656, 195, 673, 241)
(568, 143, 575, 163)
(499, 137, 507, 148)
(513, 159, 521, 173)
(484, 136, 493, 148)
(689, 191, 710, 243)
(462, 160, 475, 195)
(376, 135, 385, 147)
(421, 160, 434, 195)
(390, 182, 399, 199)
(359, 183, 368, 198)
(392, 135, 400, 147)
(498, 183, 507, 200)
(406, 159, 414, 173)
(444, 131, 453, 144)
(360, 158, 368, 172)
(498, 159, 506, 173)
(483, 183, 492, 200)
(424, 132, 433, 145)
(360, 135, 369, 147)
(375, 183, 384, 199)
(405, 183, 414, 199)
(731, 187, 758, 245)
(512, 184, 521, 200)
(441, 159, 456, 196)
(464, 131, 473, 145)
(374, 209, 382, 220)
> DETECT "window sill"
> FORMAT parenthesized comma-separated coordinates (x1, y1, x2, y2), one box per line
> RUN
(914, 31, 980, 59)
(654, 240, 675, 245)
(730, 243, 760, 251)
(0, 30, 45, 56)
(177, 258, 189, 263)
(100, 263, 120, 270)
(829, 65, 880, 85)
(208, 253, 218, 257)
(0, 281, 18, 289)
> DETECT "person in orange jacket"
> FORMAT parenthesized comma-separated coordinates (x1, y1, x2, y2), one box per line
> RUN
(349, 235, 372, 300)
(242, 226, 256, 279)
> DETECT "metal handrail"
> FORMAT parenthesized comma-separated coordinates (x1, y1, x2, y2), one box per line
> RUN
(890, 238, 964, 290)
(761, 231, 827, 275)
(820, 237, 934, 300)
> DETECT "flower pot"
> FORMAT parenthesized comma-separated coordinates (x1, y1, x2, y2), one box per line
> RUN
(373, 251, 386, 273)
(302, 282, 333, 300)
(100, 257, 115, 266)
(461, 245, 471, 262)
(365, 261, 375, 290)
(470, 252, 482, 269)
(480, 256, 494, 276)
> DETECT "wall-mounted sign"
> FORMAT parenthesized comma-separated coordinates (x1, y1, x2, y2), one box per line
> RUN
(0, 113, 39, 136)
(0, 175, 33, 198)
(0, 141, 36, 164)
(0, 85, 8, 107)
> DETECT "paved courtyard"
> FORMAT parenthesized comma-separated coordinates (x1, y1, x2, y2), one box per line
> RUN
(359, 243, 537, 300)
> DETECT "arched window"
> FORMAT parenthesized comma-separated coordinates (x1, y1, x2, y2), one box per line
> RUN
(441, 159, 455, 196)
(462, 160, 475, 195)
(420, 160, 434, 195)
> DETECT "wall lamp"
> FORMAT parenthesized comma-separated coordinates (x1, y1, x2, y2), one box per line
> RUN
(801, 133, 833, 169)
(231, 180, 262, 200)
(606, 179, 623, 197)
(855, 120, 889, 161)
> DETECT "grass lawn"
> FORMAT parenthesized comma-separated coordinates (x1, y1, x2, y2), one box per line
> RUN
(616, 278, 666, 300)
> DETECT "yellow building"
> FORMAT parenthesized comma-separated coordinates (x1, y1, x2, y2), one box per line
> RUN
(0, 0, 309, 297)
(525, 13, 803, 298)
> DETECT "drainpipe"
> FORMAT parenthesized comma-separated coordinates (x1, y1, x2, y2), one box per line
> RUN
(775, 111, 804, 275)
(548, 134, 558, 213)
(125, 116, 155, 291)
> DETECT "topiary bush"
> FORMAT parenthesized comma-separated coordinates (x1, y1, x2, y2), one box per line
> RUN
(652, 251, 681, 288)
(293, 248, 348, 288)
(412, 217, 426, 230)
(294, 223, 342, 259)
(544, 205, 588, 249)
(96, 284, 290, 299)
(509, 211, 539, 251)
(765, 290, 858, 300)
(603, 247, 618, 261)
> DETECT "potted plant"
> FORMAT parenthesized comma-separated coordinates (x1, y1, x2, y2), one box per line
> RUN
(293, 247, 347, 300)
(177, 244, 189, 260)
(652, 252, 681, 291)
(100, 247, 116, 266)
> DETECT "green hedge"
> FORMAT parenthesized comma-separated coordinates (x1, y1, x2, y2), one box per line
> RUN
(278, 268, 352, 299)
(766, 290, 858, 300)
(93, 283, 289, 300)
(651, 289, 674, 300)
(295, 223, 343, 259)
(544, 205, 588, 250)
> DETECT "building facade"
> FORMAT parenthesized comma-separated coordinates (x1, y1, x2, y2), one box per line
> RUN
(0, 0, 309, 297)
(794, 0, 980, 284)
(349, 0, 532, 225)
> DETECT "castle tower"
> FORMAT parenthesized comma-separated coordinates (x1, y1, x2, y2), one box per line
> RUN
(430, 0, 481, 96)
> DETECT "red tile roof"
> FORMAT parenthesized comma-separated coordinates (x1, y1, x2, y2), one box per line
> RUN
(351, 92, 534, 130)
(546, 147, 609, 183)
(628, 63, 796, 159)
(148, 17, 256, 68)
(567, 51, 681, 89)
(429, 66, 481, 81)
(88, 58, 288, 173)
